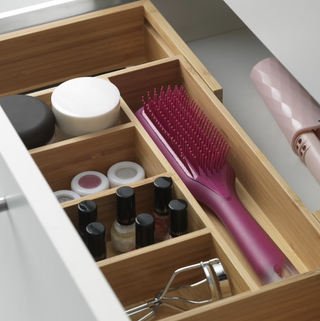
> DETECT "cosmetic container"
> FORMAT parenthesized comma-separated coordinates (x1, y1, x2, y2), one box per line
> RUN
(111, 186, 136, 254)
(153, 177, 173, 242)
(78, 200, 98, 242)
(135, 213, 155, 249)
(54, 190, 81, 203)
(168, 199, 188, 238)
(86, 222, 107, 262)
(71, 171, 109, 196)
(0, 95, 55, 149)
(51, 77, 120, 141)
(107, 161, 145, 188)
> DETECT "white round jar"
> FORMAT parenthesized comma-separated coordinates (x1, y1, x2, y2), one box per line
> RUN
(71, 171, 109, 196)
(107, 161, 145, 188)
(51, 77, 120, 141)
(54, 190, 81, 203)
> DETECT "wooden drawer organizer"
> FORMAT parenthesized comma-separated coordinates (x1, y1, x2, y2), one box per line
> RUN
(2, 1, 320, 320)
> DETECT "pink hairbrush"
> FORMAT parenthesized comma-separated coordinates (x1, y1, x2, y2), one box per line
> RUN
(135, 85, 299, 285)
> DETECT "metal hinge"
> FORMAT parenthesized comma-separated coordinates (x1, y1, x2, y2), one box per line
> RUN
(0, 197, 8, 213)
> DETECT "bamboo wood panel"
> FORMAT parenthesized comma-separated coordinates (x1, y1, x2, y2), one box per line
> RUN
(0, 4, 145, 97)
(144, 22, 175, 62)
(108, 57, 182, 115)
(142, 1, 223, 102)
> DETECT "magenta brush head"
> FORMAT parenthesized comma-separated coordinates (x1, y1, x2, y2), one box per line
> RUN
(143, 86, 230, 175)
(136, 85, 299, 285)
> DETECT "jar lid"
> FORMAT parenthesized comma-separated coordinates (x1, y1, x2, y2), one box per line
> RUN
(0, 95, 55, 149)
(135, 213, 155, 248)
(107, 161, 145, 188)
(116, 186, 136, 225)
(154, 177, 173, 213)
(51, 77, 120, 136)
(86, 222, 106, 259)
(78, 200, 98, 236)
(169, 199, 188, 235)
(71, 171, 109, 196)
(54, 190, 81, 203)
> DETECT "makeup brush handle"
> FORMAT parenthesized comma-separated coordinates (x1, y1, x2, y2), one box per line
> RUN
(191, 172, 299, 285)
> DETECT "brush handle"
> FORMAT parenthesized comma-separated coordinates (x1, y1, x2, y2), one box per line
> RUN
(187, 165, 299, 285)
(135, 107, 299, 285)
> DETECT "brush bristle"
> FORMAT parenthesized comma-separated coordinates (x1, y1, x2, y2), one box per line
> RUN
(142, 85, 230, 175)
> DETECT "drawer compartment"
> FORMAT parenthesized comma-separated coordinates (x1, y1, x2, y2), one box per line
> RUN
(30, 125, 168, 198)
(99, 229, 252, 320)
(62, 178, 208, 251)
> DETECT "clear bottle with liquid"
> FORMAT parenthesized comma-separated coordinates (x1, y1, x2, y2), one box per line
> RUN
(111, 186, 136, 254)
(153, 177, 173, 242)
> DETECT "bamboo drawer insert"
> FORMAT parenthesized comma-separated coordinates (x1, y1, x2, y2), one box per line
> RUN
(2, 1, 320, 320)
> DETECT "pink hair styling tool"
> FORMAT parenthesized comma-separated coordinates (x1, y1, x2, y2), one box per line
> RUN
(251, 57, 320, 185)
(135, 85, 299, 285)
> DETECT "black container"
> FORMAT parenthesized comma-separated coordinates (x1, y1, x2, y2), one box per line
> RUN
(86, 222, 106, 262)
(169, 199, 188, 237)
(135, 213, 155, 249)
(154, 177, 173, 215)
(0, 95, 55, 149)
(78, 200, 98, 241)
(116, 186, 136, 225)
(153, 177, 173, 242)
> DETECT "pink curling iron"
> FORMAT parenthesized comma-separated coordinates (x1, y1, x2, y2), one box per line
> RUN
(136, 85, 298, 285)
(251, 57, 320, 185)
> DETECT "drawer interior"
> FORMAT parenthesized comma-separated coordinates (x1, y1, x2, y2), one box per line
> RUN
(2, 1, 320, 319)
(28, 55, 317, 281)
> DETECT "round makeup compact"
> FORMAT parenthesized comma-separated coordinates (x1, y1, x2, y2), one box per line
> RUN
(51, 77, 120, 141)
(0, 95, 55, 149)
(107, 161, 145, 188)
(71, 171, 109, 196)
(54, 190, 81, 203)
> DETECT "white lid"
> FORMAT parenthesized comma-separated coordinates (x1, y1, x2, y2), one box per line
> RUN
(51, 77, 120, 136)
(54, 190, 81, 203)
(71, 171, 109, 196)
(107, 161, 145, 188)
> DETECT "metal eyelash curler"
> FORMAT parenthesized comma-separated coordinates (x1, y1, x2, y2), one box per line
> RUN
(125, 258, 231, 321)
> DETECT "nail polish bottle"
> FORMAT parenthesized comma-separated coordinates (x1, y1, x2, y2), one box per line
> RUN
(86, 222, 107, 262)
(168, 199, 188, 238)
(135, 213, 155, 249)
(78, 200, 98, 242)
(111, 186, 136, 254)
(153, 177, 173, 242)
